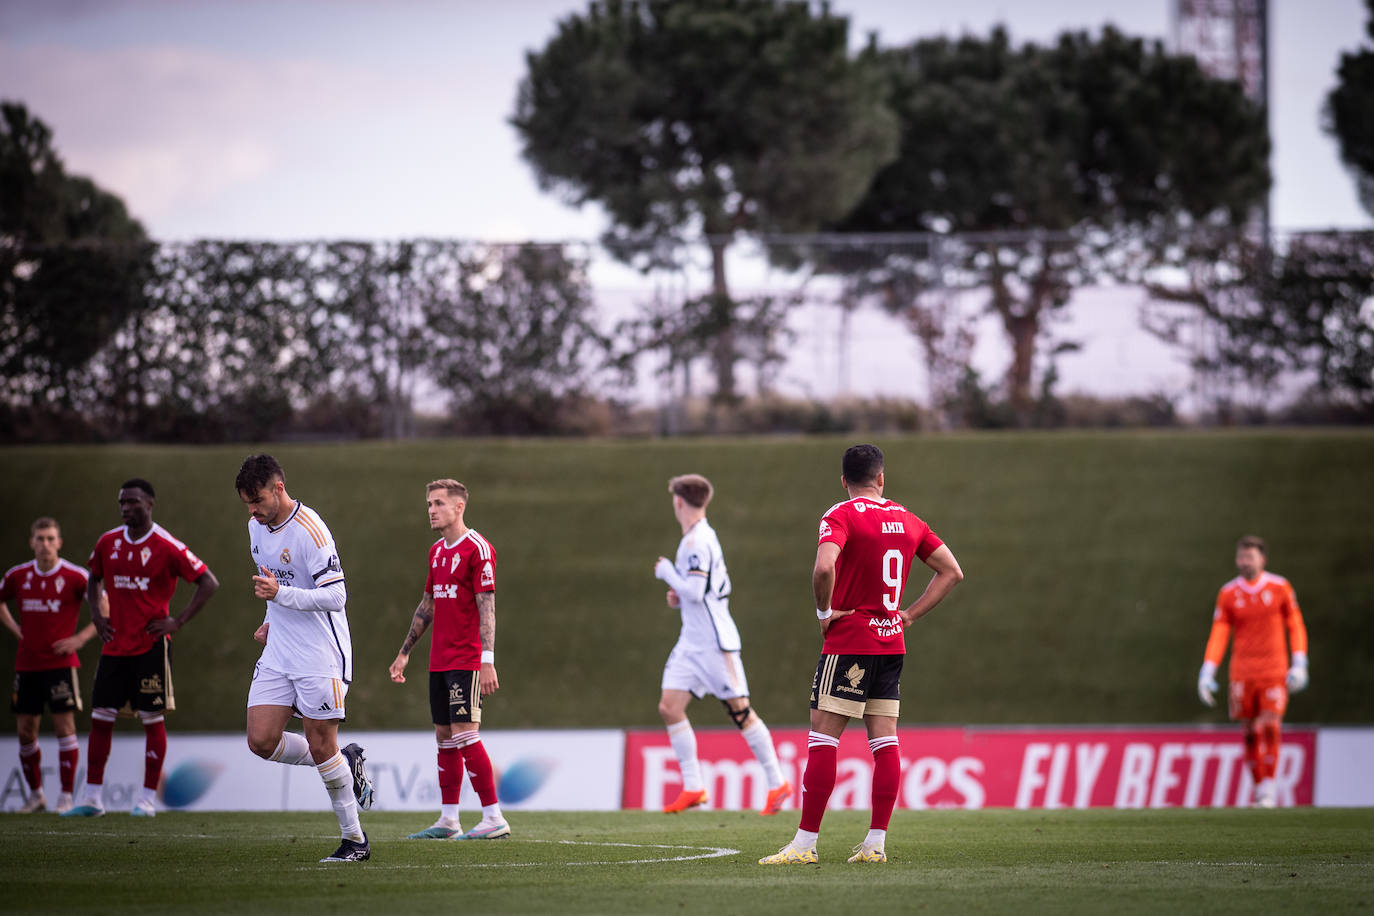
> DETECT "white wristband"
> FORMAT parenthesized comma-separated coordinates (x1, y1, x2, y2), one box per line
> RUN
(816, 608, 833, 620)
(481, 650, 494, 664)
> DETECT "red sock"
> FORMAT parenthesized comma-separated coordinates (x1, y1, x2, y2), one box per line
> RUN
(143, 719, 167, 791)
(59, 736, 80, 793)
(1243, 728, 1261, 783)
(19, 742, 42, 792)
(799, 734, 838, 833)
(438, 745, 463, 805)
(1258, 720, 1281, 781)
(870, 740, 900, 831)
(461, 739, 498, 807)
(86, 719, 115, 786)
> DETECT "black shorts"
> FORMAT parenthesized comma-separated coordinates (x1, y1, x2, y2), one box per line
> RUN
(92, 638, 174, 714)
(11, 668, 82, 716)
(810, 652, 903, 719)
(429, 669, 482, 725)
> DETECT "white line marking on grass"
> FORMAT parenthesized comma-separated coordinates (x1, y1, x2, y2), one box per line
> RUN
(309, 839, 741, 869)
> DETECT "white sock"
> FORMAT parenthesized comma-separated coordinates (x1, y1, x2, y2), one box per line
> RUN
(317, 752, 363, 842)
(482, 802, 505, 823)
(792, 827, 819, 850)
(83, 783, 103, 807)
(667, 719, 703, 792)
(139, 786, 157, 805)
(865, 828, 886, 848)
(741, 718, 784, 790)
(269, 732, 314, 766)
(440, 804, 461, 823)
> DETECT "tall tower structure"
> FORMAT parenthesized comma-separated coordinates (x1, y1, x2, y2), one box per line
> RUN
(1171, 0, 1273, 417)
(1172, 0, 1271, 235)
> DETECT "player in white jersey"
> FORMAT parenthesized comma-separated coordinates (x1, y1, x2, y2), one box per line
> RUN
(236, 455, 373, 863)
(652, 474, 791, 815)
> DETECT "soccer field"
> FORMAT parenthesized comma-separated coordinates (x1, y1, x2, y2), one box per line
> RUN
(7, 808, 1372, 914)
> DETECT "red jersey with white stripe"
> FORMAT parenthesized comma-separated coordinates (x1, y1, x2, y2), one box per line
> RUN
(425, 529, 496, 671)
(818, 496, 944, 655)
(1204, 572, 1307, 682)
(0, 559, 89, 671)
(88, 524, 208, 657)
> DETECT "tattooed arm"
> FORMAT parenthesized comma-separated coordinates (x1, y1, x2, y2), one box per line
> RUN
(477, 591, 498, 696)
(389, 592, 434, 684)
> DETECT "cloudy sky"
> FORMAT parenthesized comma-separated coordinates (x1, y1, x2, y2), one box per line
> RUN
(1, 0, 1370, 243)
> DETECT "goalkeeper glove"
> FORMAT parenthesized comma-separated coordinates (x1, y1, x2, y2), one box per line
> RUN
(1197, 661, 1219, 707)
(1285, 651, 1309, 693)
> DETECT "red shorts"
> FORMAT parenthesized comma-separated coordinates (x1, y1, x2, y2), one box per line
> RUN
(1228, 679, 1287, 721)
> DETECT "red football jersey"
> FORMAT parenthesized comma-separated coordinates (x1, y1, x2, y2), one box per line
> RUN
(0, 559, 89, 671)
(818, 496, 943, 655)
(88, 524, 208, 657)
(424, 530, 496, 671)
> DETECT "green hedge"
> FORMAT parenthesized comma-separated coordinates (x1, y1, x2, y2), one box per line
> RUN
(1, 430, 1370, 732)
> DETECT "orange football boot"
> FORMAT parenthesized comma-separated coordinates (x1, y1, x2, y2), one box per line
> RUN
(663, 789, 708, 813)
(760, 780, 793, 815)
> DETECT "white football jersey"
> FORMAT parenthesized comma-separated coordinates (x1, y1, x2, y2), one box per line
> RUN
(248, 501, 352, 681)
(672, 518, 742, 652)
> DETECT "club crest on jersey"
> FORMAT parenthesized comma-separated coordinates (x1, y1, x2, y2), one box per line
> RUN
(451, 553, 462, 575)
(480, 561, 494, 587)
(140, 546, 152, 567)
(1261, 591, 1272, 605)
(280, 548, 292, 565)
(55, 576, 64, 593)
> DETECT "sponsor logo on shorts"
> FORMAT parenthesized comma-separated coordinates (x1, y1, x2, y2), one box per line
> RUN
(836, 662, 867, 695)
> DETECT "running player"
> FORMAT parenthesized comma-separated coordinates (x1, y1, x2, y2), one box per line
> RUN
(65, 479, 220, 817)
(389, 478, 509, 841)
(1197, 535, 1309, 808)
(237, 454, 374, 863)
(0, 518, 97, 813)
(761, 444, 963, 865)
(651, 474, 791, 815)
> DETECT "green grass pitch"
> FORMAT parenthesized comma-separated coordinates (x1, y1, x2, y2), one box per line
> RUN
(5, 808, 1372, 914)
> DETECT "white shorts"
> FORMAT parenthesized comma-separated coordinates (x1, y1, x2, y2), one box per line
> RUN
(247, 662, 348, 721)
(661, 644, 750, 700)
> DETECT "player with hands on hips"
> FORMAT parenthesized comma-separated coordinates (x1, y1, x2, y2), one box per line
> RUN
(66, 478, 219, 819)
(761, 444, 963, 866)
